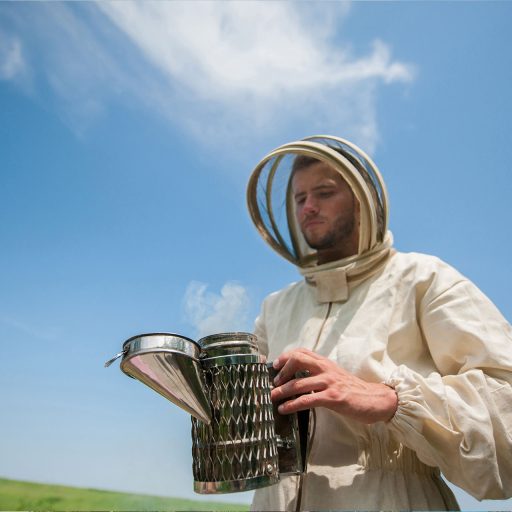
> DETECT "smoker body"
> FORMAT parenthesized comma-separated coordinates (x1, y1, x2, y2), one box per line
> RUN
(191, 333, 279, 493)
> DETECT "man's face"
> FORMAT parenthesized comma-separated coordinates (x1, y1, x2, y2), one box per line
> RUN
(291, 161, 359, 260)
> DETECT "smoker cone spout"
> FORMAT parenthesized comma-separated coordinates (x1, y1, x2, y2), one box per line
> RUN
(106, 333, 212, 424)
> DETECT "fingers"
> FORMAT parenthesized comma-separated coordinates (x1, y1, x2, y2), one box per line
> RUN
(273, 349, 325, 386)
(270, 349, 339, 416)
(269, 348, 399, 423)
(271, 375, 325, 403)
(276, 390, 329, 415)
(273, 348, 325, 370)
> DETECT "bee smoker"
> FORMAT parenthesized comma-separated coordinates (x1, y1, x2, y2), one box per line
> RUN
(106, 331, 308, 493)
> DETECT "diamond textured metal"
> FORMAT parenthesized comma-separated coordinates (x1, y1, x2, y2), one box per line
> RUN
(192, 362, 279, 492)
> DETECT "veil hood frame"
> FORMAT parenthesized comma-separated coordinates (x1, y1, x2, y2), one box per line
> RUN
(247, 135, 390, 270)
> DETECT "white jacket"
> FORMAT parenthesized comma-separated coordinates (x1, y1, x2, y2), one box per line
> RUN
(251, 251, 512, 511)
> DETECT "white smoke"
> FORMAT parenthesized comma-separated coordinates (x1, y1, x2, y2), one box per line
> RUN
(183, 281, 251, 339)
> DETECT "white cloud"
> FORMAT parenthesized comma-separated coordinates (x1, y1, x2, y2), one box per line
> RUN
(183, 281, 251, 339)
(99, 3, 412, 99)
(3, 1, 415, 152)
(0, 32, 25, 81)
(97, 1, 413, 153)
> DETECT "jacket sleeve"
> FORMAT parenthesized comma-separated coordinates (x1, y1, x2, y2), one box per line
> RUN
(386, 279, 512, 500)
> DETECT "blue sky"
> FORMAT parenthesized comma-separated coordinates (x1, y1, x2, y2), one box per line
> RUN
(1, 1, 511, 509)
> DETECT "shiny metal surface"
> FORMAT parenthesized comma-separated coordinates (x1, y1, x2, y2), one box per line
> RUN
(267, 364, 309, 476)
(108, 331, 299, 494)
(200, 353, 264, 368)
(198, 332, 260, 361)
(194, 474, 277, 494)
(192, 361, 279, 493)
(104, 350, 127, 368)
(119, 333, 212, 424)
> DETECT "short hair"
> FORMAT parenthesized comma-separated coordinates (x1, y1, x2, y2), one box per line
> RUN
(291, 154, 321, 175)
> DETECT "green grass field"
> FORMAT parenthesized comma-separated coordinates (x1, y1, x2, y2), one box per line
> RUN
(0, 477, 249, 511)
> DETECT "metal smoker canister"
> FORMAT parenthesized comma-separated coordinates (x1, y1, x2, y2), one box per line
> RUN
(105, 331, 307, 494)
(191, 332, 279, 493)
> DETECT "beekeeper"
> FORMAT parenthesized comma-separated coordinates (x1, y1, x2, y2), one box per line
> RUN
(246, 135, 512, 511)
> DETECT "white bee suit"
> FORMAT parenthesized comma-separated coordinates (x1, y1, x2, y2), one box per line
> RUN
(251, 252, 512, 510)
(246, 136, 512, 510)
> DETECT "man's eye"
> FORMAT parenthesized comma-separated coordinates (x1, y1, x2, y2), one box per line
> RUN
(318, 191, 334, 198)
(295, 197, 306, 205)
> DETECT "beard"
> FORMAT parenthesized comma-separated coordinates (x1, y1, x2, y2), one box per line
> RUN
(304, 214, 356, 251)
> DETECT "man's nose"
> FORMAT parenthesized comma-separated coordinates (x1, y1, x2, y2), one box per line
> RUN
(302, 196, 319, 215)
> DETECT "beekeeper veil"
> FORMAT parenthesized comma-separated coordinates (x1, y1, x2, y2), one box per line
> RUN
(247, 135, 394, 303)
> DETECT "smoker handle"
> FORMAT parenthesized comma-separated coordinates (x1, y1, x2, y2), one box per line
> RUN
(104, 350, 126, 368)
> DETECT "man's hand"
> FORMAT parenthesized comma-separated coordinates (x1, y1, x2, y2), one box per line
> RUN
(271, 348, 398, 424)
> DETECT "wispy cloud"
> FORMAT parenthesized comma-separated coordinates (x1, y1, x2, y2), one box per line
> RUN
(183, 281, 251, 339)
(0, 3, 149, 134)
(0, 31, 25, 81)
(1, 1, 414, 152)
(99, 2, 411, 100)
(99, 1, 413, 152)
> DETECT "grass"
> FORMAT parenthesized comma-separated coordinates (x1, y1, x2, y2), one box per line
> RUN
(0, 477, 249, 511)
